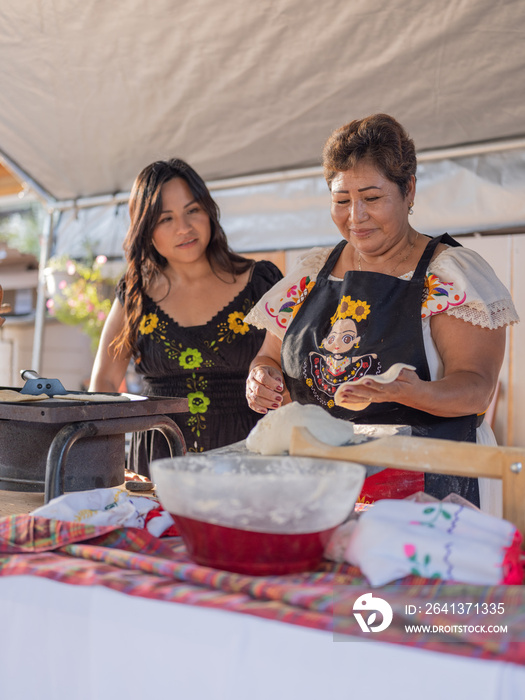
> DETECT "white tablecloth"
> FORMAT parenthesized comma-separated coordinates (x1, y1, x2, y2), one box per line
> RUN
(0, 576, 523, 700)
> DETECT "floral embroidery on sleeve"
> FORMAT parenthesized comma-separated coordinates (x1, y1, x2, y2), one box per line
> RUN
(264, 276, 316, 330)
(421, 273, 467, 319)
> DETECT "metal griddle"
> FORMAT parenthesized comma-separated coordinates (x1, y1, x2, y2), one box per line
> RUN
(0, 390, 188, 502)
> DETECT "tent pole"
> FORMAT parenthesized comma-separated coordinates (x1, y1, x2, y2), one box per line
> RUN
(207, 137, 525, 191)
(31, 208, 55, 373)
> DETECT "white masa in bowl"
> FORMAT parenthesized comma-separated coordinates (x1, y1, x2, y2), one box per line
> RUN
(151, 453, 366, 575)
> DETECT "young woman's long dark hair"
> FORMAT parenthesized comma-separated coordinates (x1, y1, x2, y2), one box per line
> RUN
(112, 158, 253, 357)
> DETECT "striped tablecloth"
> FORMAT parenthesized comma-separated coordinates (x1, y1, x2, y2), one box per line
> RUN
(0, 513, 523, 666)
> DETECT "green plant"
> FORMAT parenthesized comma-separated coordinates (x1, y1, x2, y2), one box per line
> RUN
(0, 202, 43, 258)
(45, 255, 121, 354)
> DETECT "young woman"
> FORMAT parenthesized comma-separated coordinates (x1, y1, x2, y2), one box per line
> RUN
(90, 158, 282, 473)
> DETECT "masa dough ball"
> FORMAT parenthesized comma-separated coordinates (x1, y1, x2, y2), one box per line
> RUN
(246, 402, 355, 455)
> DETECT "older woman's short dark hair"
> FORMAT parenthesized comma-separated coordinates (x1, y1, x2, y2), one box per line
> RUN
(322, 114, 417, 196)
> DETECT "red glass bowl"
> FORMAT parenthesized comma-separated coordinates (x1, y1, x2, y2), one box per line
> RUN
(173, 514, 336, 575)
(151, 453, 366, 575)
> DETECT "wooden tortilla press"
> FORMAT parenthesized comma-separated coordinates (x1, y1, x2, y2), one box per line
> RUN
(289, 427, 525, 544)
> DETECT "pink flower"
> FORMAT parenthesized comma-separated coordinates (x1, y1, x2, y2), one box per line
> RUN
(86, 303, 94, 312)
(404, 544, 416, 558)
(58, 280, 67, 290)
(95, 255, 107, 265)
(46, 299, 54, 310)
(97, 311, 107, 321)
(66, 262, 76, 275)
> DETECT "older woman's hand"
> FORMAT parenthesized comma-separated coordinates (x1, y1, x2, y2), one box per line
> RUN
(246, 364, 285, 414)
(337, 368, 421, 409)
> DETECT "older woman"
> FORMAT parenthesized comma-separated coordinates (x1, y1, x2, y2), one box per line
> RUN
(245, 114, 519, 510)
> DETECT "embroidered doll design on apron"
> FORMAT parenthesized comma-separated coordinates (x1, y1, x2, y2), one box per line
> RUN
(305, 295, 382, 405)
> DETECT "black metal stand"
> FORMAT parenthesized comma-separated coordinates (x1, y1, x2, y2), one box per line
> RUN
(44, 415, 186, 502)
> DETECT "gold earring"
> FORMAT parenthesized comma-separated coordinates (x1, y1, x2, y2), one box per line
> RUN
(408, 201, 414, 215)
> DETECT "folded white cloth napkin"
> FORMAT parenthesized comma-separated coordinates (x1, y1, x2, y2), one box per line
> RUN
(32, 487, 175, 538)
(331, 499, 520, 586)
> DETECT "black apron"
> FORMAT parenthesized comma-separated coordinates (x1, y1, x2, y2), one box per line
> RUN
(281, 233, 479, 506)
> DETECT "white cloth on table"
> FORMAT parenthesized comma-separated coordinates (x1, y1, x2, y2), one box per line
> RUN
(31, 487, 175, 537)
(337, 498, 518, 587)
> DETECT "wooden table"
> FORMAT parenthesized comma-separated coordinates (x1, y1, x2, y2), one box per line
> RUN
(0, 489, 44, 516)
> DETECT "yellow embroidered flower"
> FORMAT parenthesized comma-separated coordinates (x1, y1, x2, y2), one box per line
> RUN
(188, 391, 210, 415)
(138, 313, 159, 335)
(306, 378, 313, 387)
(327, 399, 335, 408)
(352, 300, 371, 322)
(179, 348, 203, 369)
(330, 296, 357, 325)
(228, 311, 249, 335)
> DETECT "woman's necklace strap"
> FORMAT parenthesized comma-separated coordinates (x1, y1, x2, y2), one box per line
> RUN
(358, 233, 419, 276)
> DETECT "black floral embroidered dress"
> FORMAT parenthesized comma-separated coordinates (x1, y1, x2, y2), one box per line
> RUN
(122, 261, 282, 474)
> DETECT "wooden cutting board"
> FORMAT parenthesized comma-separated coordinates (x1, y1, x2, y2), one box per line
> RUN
(290, 427, 525, 542)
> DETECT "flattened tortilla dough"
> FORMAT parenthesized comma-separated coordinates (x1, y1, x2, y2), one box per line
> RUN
(246, 401, 356, 455)
(52, 393, 131, 402)
(334, 363, 417, 411)
(0, 389, 48, 402)
(0, 390, 133, 403)
(337, 397, 372, 411)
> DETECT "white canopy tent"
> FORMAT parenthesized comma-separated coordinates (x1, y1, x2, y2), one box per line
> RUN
(1, 0, 525, 200)
(0, 0, 524, 371)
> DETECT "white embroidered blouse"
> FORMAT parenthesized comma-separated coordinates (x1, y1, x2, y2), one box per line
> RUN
(245, 244, 519, 342)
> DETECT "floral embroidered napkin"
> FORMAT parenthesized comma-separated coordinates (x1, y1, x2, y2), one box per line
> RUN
(340, 499, 522, 586)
